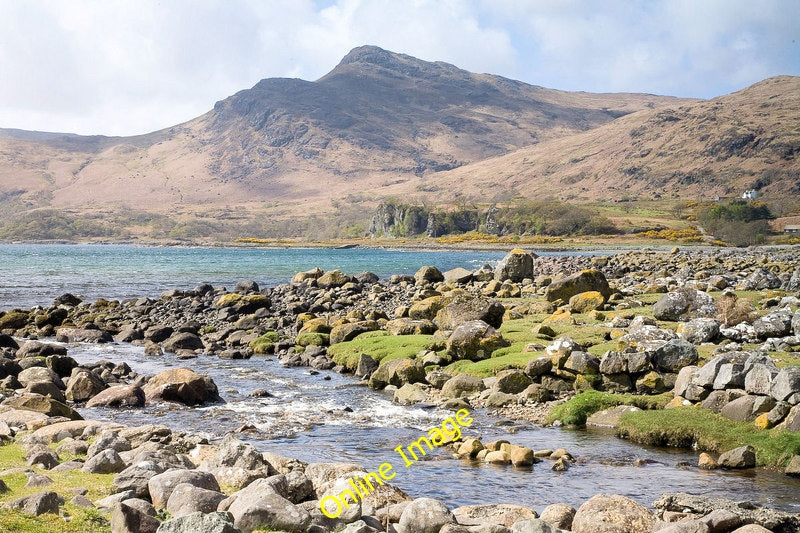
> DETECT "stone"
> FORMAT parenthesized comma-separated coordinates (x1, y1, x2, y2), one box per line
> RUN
(545, 269, 611, 303)
(539, 503, 576, 530)
(673, 365, 700, 397)
(771, 367, 800, 403)
(2, 393, 82, 420)
(397, 497, 454, 533)
(227, 490, 311, 533)
(753, 309, 793, 339)
(599, 351, 627, 375)
(511, 518, 560, 533)
(444, 267, 473, 284)
(713, 363, 746, 390)
(572, 494, 654, 533)
(586, 405, 640, 429)
(415, 265, 445, 284)
(317, 269, 350, 288)
(653, 493, 800, 532)
(26, 448, 60, 469)
(569, 291, 606, 313)
(166, 483, 227, 518)
(369, 358, 426, 389)
(385, 318, 437, 336)
(156, 511, 239, 533)
(700, 509, 742, 532)
(745, 364, 778, 396)
(143, 368, 219, 405)
(66, 370, 107, 402)
(698, 453, 719, 470)
(435, 295, 505, 330)
(394, 383, 429, 405)
(2, 491, 63, 516)
(485, 450, 511, 464)
(718, 445, 756, 469)
(452, 503, 538, 528)
(55, 327, 113, 343)
(485, 391, 517, 408)
(111, 502, 160, 533)
(330, 321, 378, 345)
(162, 332, 205, 353)
(82, 449, 126, 474)
(441, 373, 486, 399)
(701, 390, 730, 413)
(495, 249, 536, 283)
(785, 455, 800, 476)
(86, 384, 146, 407)
(355, 353, 379, 378)
(18, 366, 64, 389)
(494, 370, 532, 394)
(636, 371, 666, 394)
(720, 395, 757, 422)
(148, 469, 221, 509)
(784, 404, 800, 432)
(524, 357, 552, 378)
(679, 318, 720, 344)
(446, 320, 509, 361)
(652, 339, 698, 372)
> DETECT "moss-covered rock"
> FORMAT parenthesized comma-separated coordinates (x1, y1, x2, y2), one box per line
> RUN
(545, 270, 611, 304)
(295, 332, 330, 347)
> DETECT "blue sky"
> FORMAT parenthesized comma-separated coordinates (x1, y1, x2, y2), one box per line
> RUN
(1, 0, 798, 136)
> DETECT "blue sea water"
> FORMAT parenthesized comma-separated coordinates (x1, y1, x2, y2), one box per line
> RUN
(0, 243, 510, 310)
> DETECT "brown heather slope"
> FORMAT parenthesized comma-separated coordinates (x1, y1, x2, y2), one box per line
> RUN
(0, 46, 683, 224)
(423, 76, 800, 204)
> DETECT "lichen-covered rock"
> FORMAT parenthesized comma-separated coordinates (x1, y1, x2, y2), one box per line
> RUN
(66, 370, 107, 402)
(1, 393, 83, 420)
(679, 318, 721, 344)
(770, 367, 800, 404)
(569, 291, 606, 313)
(329, 321, 378, 344)
(753, 309, 793, 339)
(545, 270, 610, 304)
(156, 511, 239, 533)
(441, 373, 486, 399)
(368, 358, 425, 389)
(652, 339, 698, 372)
(495, 249, 536, 283)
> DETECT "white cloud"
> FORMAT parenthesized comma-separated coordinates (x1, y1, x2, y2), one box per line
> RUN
(0, 0, 797, 135)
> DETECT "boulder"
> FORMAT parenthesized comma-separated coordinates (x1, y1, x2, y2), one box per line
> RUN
(720, 395, 758, 422)
(741, 268, 782, 290)
(2, 491, 63, 516)
(572, 494, 654, 533)
(162, 332, 204, 353)
(770, 367, 800, 403)
(368, 358, 426, 389)
(453, 503, 538, 528)
(744, 364, 778, 396)
(441, 373, 486, 399)
(434, 295, 505, 330)
(18, 366, 64, 389)
(713, 363, 746, 390)
(355, 353, 379, 378)
(142, 368, 219, 405)
(110, 502, 160, 533)
(329, 321, 378, 344)
(317, 269, 351, 288)
(510, 518, 560, 533)
(653, 288, 713, 321)
(525, 357, 553, 378)
(587, 405, 640, 429)
(495, 249, 536, 282)
(415, 265, 444, 284)
(166, 483, 227, 518)
(679, 318, 720, 344)
(227, 490, 311, 533)
(539, 503, 576, 530)
(16, 341, 67, 358)
(446, 320, 509, 361)
(82, 449, 126, 474)
(148, 469, 221, 509)
(569, 291, 606, 313)
(66, 370, 107, 402)
(718, 445, 756, 469)
(753, 309, 793, 339)
(156, 511, 239, 533)
(55, 327, 113, 343)
(494, 370, 533, 394)
(1, 393, 82, 420)
(652, 339, 698, 372)
(397, 497, 454, 533)
(545, 270, 611, 303)
(444, 267, 473, 284)
(394, 383, 429, 405)
(86, 384, 146, 407)
(385, 318, 437, 336)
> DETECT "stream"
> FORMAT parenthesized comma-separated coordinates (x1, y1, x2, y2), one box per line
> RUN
(67, 341, 800, 514)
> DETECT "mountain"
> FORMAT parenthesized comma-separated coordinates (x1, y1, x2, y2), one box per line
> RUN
(421, 76, 800, 203)
(0, 46, 796, 241)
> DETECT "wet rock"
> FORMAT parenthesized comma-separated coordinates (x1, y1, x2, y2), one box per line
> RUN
(572, 493, 654, 533)
(55, 327, 113, 343)
(368, 358, 425, 389)
(654, 492, 800, 531)
(66, 370, 107, 402)
(162, 332, 204, 353)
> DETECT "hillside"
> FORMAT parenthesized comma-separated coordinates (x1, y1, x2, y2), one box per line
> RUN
(0, 47, 797, 242)
(425, 76, 800, 203)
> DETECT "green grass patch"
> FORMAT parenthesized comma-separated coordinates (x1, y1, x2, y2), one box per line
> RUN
(249, 331, 279, 354)
(0, 441, 116, 532)
(327, 333, 438, 370)
(443, 351, 536, 378)
(618, 406, 800, 466)
(545, 390, 673, 426)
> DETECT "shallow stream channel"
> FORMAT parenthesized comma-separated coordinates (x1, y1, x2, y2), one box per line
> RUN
(66, 341, 800, 514)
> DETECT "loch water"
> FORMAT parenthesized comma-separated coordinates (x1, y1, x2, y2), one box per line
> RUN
(2, 244, 799, 513)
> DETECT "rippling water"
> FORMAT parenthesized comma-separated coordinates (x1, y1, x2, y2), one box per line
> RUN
(68, 343, 800, 513)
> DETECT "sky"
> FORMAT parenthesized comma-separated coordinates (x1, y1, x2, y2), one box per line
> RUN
(1, 0, 798, 137)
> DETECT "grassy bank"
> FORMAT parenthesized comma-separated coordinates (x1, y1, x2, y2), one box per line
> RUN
(618, 406, 800, 467)
(544, 390, 672, 426)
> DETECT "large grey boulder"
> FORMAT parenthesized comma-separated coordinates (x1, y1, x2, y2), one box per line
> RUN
(511, 518, 561, 533)
(740, 268, 782, 290)
(2, 491, 64, 516)
(86, 384, 146, 407)
(771, 367, 800, 404)
(82, 449, 126, 474)
(161, 332, 204, 353)
(718, 445, 756, 469)
(434, 295, 505, 330)
(679, 318, 720, 344)
(397, 497, 455, 533)
(713, 363, 746, 390)
(165, 483, 227, 518)
(652, 339, 698, 372)
(148, 469, 220, 509)
(545, 269, 610, 303)
(18, 366, 64, 389)
(441, 373, 486, 399)
(745, 364, 778, 396)
(111, 501, 160, 533)
(753, 309, 793, 339)
(720, 395, 758, 422)
(653, 288, 713, 321)
(143, 368, 219, 405)
(227, 490, 311, 533)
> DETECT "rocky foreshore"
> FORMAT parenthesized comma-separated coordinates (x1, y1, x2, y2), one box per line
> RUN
(1, 246, 800, 532)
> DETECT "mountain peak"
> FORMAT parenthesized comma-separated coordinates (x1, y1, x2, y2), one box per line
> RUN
(327, 45, 463, 79)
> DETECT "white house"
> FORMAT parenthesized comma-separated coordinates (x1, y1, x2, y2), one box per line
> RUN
(742, 189, 759, 200)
